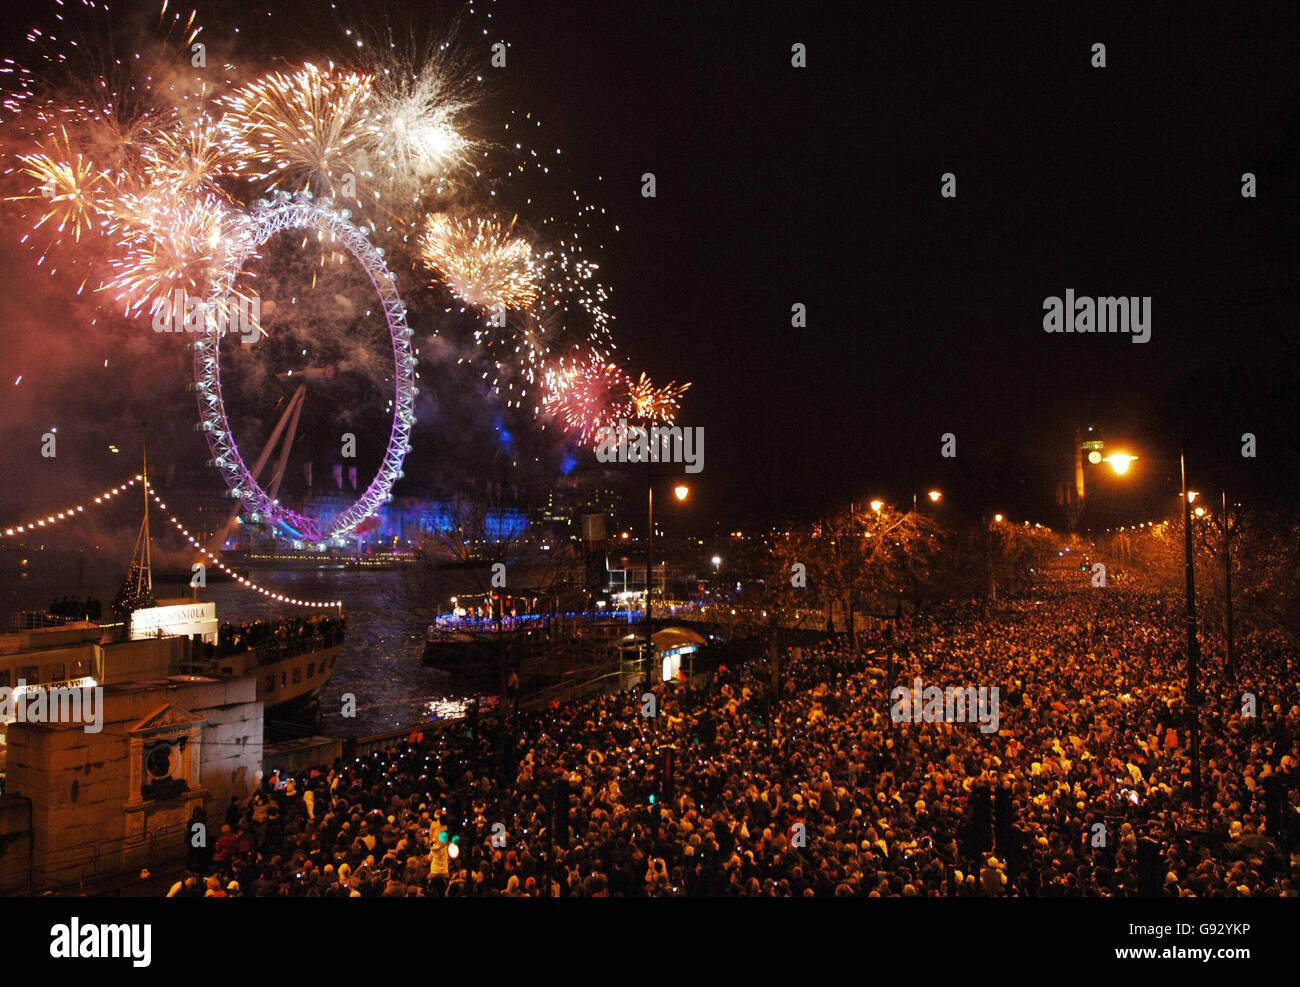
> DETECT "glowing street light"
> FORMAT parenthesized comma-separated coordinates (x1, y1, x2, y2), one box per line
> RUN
(710, 555, 721, 569)
(993, 513, 1004, 523)
(927, 489, 942, 503)
(1103, 452, 1137, 475)
(869, 499, 884, 513)
(673, 483, 689, 502)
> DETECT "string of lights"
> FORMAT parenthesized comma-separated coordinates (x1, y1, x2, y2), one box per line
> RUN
(1103, 520, 1174, 533)
(0, 472, 342, 609)
(147, 484, 342, 611)
(2, 475, 143, 537)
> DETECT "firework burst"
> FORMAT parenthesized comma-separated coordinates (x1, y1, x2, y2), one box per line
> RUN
(627, 371, 690, 424)
(222, 63, 373, 196)
(12, 127, 114, 247)
(139, 112, 239, 201)
(365, 53, 475, 197)
(419, 212, 539, 310)
(103, 190, 249, 318)
(542, 353, 688, 446)
(541, 353, 626, 445)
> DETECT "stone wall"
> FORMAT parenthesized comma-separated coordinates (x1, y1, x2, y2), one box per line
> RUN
(0, 795, 32, 894)
(3, 675, 262, 892)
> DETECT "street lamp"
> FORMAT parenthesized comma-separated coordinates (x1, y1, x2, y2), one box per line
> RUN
(913, 488, 943, 511)
(993, 513, 1004, 523)
(1106, 445, 1202, 811)
(1102, 452, 1137, 475)
(869, 499, 884, 513)
(645, 473, 690, 693)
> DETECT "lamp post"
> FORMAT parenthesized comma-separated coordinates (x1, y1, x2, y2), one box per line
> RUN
(1222, 488, 1235, 681)
(645, 458, 654, 694)
(1104, 448, 1202, 811)
(1178, 447, 1202, 812)
(987, 513, 1004, 603)
(644, 471, 689, 693)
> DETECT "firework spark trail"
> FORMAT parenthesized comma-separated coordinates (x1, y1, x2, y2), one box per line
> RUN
(463, 309, 555, 409)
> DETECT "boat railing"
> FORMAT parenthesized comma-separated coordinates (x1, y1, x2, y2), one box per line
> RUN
(243, 629, 344, 667)
(182, 627, 345, 672)
(9, 611, 77, 631)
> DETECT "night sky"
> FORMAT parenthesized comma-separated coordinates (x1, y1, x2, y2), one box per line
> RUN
(1, 0, 1296, 531)
(488, 1, 1299, 526)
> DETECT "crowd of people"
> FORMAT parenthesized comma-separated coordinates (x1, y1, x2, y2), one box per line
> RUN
(208, 614, 346, 659)
(48, 596, 102, 621)
(172, 558, 1296, 896)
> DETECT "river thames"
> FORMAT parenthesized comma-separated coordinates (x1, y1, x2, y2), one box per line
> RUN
(2, 560, 465, 738)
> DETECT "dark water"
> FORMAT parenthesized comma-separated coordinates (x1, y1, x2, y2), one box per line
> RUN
(1, 559, 468, 738)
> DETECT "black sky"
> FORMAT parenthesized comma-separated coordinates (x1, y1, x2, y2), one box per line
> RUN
(485, 0, 1299, 526)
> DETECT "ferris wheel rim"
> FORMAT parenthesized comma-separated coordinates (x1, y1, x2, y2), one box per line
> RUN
(193, 191, 417, 543)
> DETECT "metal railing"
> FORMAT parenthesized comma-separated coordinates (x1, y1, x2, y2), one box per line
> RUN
(17, 822, 189, 897)
(520, 668, 632, 710)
